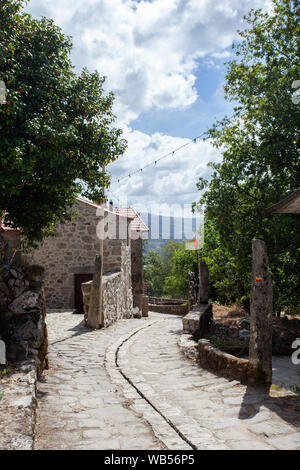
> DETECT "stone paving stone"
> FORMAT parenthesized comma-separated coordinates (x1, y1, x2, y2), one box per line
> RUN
(121, 313, 300, 450)
(35, 310, 300, 451)
(34, 312, 164, 450)
(227, 440, 276, 450)
(267, 433, 300, 450)
(247, 420, 296, 437)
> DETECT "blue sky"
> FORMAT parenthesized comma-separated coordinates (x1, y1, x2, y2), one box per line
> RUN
(25, 0, 272, 216)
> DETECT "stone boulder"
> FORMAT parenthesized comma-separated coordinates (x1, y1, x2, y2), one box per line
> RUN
(239, 329, 250, 341)
(182, 304, 213, 340)
(8, 291, 43, 315)
(240, 319, 250, 330)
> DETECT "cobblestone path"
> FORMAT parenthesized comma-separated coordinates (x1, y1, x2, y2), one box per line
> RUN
(35, 311, 300, 450)
(121, 315, 300, 450)
(34, 312, 164, 450)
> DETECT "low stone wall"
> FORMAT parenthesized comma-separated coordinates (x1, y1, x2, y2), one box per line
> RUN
(198, 339, 264, 384)
(0, 265, 48, 372)
(149, 302, 189, 315)
(82, 246, 134, 328)
(182, 304, 213, 340)
(102, 271, 133, 327)
(149, 297, 187, 305)
(148, 297, 189, 315)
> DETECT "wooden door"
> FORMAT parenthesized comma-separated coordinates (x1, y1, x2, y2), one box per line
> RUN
(74, 273, 93, 314)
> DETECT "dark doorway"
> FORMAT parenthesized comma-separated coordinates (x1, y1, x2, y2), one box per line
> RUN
(74, 273, 93, 314)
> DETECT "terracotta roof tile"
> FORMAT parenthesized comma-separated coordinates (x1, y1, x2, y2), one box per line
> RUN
(111, 207, 149, 232)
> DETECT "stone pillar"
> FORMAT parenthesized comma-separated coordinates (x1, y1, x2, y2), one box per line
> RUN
(86, 255, 102, 329)
(199, 260, 209, 304)
(0, 340, 6, 365)
(249, 239, 273, 384)
(142, 295, 149, 317)
(188, 271, 197, 308)
(131, 238, 143, 316)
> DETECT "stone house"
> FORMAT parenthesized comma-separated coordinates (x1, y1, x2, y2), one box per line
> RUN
(17, 197, 148, 316)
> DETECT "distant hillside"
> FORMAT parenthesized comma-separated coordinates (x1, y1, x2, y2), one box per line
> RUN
(140, 212, 201, 252)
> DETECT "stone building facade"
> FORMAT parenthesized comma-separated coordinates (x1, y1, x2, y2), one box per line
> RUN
(23, 198, 148, 314)
(111, 206, 148, 315)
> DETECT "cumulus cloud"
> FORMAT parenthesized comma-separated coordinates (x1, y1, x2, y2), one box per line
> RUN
(25, 0, 272, 214)
(26, 0, 272, 124)
(107, 126, 222, 215)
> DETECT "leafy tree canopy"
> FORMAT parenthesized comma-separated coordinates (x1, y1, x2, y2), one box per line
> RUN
(0, 0, 127, 245)
(143, 240, 198, 299)
(196, 0, 300, 314)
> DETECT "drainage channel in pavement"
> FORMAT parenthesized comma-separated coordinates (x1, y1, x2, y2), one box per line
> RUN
(104, 319, 193, 450)
(115, 321, 196, 450)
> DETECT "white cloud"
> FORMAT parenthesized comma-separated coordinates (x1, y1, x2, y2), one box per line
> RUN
(107, 126, 221, 215)
(24, 0, 272, 214)
(25, 0, 272, 124)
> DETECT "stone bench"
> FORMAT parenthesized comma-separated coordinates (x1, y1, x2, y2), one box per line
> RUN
(182, 304, 213, 340)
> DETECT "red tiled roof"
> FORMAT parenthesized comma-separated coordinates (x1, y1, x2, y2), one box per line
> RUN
(1, 198, 149, 233)
(111, 207, 149, 232)
(76, 197, 134, 221)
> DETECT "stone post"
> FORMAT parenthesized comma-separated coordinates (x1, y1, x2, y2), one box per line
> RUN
(188, 271, 197, 309)
(249, 239, 273, 384)
(199, 260, 209, 305)
(142, 295, 149, 317)
(86, 255, 102, 329)
(0, 340, 6, 365)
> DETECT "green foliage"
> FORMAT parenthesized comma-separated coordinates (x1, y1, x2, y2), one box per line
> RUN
(143, 240, 198, 299)
(143, 248, 164, 297)
(196, 0, 300, 314)
(290, 384, 300, 395)
(0, 0, 127, 245)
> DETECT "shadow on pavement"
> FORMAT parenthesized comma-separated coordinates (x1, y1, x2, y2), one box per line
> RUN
(238, 384, 300, 429)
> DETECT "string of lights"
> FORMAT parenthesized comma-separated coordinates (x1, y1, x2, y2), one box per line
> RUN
(110, 130, 208, 185)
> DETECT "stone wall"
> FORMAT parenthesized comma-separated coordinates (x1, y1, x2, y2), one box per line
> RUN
(0, 265, 48, 372)
(149, 298, 189, 315)
(149, 297, 187, 305)
(82, 245, 134, 328)
(182, 304, 213, 340)
(197, 339, 264, 385)
(23, 200, 130, 309)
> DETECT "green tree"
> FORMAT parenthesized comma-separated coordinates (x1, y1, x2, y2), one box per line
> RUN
(197, 0, 300, 314)
(143, 248, 164, 297)
(143, 241, 198, 299)
(0, 0, 126, 244)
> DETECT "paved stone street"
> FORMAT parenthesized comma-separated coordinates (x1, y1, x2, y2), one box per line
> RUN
(34, 312, 164, 450)
(34, 311, 300, 450)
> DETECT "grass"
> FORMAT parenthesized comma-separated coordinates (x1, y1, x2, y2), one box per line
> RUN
(0, 367, 11, 376)
(290, 384, 300, 395)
